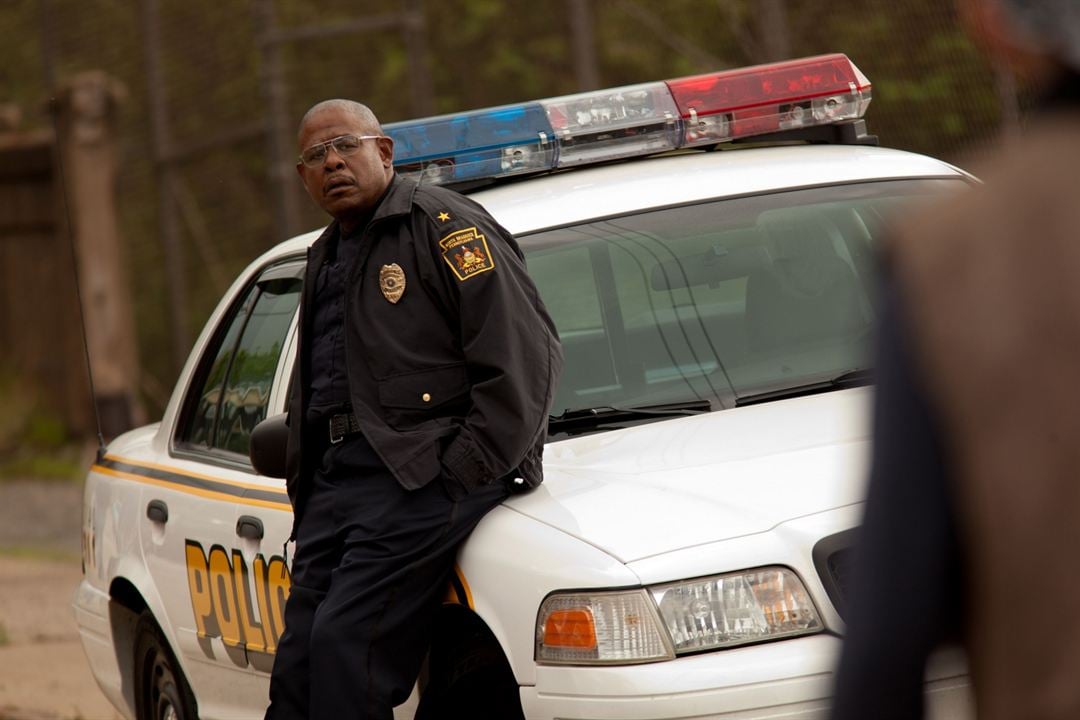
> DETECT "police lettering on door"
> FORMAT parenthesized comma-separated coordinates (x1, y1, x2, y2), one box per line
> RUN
(185, 540, 291, 661)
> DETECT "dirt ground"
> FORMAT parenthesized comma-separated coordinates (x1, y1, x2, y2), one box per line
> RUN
(0, 477, 421, 720)
(0, 479, 122, 720)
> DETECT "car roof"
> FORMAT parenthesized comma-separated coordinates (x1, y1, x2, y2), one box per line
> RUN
(476, 145, 965, 235)
(265, 143, 965, 260)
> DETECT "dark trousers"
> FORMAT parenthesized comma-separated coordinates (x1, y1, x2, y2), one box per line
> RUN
(265, 435, 509, 720)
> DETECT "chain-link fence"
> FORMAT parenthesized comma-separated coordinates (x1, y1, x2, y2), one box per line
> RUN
(0, 0, 1029, 418)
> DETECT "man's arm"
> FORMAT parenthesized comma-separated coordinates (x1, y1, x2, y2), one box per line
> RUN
(423, 201, 562, 492)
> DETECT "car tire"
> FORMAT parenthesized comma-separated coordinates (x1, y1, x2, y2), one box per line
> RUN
(414, 626, 523, 720)
(134, 611, 198, 720)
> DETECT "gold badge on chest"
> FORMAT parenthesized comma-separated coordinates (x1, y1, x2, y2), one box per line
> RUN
(379, 263, 406, 304)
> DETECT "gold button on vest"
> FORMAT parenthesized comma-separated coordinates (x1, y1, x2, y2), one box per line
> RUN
(421, 392, 431, 403)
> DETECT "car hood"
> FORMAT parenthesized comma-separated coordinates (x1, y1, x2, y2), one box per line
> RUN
(505, 387, 872, 564)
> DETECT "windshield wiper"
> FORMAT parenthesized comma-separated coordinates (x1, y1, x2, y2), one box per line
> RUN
(548, 399, 714, 436)
(734, 368, 874, 407)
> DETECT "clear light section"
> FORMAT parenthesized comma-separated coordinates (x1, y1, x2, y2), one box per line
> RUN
(385, 102, 555, 185)
(667, 53, 872, 147)
(776, 88, 875, 131)
(541, 82, 680, 167)
(650, 567, 822, 654)
(685, 111, 733, 145)
(536, 590, 673, 665)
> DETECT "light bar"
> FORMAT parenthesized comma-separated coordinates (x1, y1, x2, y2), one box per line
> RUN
(385, 102, 554, 184)
(383, 54, 871, 186)
(667, 54, 871, 147)
(539, 81, 680, 167)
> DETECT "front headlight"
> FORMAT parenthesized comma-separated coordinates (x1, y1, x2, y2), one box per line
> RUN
(651, 567, 822, 654)
(536, 567, 822, 665)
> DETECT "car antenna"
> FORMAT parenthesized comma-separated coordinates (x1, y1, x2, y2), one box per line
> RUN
(48, 93, 108, 462)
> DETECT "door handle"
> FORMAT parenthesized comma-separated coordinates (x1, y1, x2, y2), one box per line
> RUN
(146, 500, 168, 524)
(236, 515, 264, 541)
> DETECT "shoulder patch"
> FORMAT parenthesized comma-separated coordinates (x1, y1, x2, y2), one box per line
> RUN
(439, 227, 495, 281)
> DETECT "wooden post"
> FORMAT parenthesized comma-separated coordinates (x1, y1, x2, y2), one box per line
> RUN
(54, 71, 145, 436)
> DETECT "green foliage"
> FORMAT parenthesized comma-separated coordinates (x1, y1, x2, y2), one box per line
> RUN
(24, 414, 67, 447)
(0, 420, 85, 482)
(0, 370, 84, 482)
(0, 544, 81, 563)
(0, 450, 84, 482)
(0, 0, 48, 126)
(1, 0, 1030, 425)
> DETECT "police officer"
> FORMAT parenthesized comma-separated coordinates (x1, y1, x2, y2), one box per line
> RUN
(264, 99, 562, 720)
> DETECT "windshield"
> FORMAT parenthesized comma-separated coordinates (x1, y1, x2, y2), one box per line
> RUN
(522, 178, 964, 415)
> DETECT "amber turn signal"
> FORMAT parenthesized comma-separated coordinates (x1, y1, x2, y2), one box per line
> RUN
(543, 608, 597, 649)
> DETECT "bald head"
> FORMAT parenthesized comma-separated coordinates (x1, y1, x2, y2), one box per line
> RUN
(297, 100, 383, 142)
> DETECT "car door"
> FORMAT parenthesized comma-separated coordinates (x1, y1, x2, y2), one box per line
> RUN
(142, 257, 303, 716)
(229, 273, 301, 681)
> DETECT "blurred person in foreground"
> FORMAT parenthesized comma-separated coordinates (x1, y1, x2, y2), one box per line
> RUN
(830, 1, 1080, 718)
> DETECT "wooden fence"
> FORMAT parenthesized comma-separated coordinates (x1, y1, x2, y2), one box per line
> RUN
(0, 72, 143, 439)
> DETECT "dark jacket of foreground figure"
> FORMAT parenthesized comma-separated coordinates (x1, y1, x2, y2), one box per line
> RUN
(285, 175, 563, 527)
(831, 76, 1080, 720)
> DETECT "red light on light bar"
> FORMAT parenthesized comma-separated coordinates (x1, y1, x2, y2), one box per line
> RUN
(667, 54, 871, 146)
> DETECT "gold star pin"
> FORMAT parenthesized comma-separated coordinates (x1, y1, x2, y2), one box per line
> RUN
(437, 211, 451, 222)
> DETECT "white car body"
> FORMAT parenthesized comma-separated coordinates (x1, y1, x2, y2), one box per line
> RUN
(75, 144, 974, 719)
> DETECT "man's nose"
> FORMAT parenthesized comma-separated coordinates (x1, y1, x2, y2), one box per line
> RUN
(323, 148, 346, 169)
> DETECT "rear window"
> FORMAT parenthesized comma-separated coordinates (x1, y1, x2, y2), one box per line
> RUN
(176, 261, 303, 461)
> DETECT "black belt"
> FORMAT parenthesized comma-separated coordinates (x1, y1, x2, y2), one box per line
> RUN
(328, 412, 363, 444)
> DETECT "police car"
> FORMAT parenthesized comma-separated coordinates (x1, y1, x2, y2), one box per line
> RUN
(74, 55, 975, 719)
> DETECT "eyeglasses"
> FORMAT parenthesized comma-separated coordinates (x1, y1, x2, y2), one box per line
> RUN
(298, 134, 382, 167)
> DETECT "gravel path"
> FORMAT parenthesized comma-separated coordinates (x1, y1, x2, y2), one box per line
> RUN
(0, 479, 83, 558)
(0, 479, 121, 720)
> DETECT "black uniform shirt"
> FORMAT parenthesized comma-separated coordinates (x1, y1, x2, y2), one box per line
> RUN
(306, 226, 364, 423)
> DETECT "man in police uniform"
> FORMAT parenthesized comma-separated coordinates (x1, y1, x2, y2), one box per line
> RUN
(264, 99, 562, 719)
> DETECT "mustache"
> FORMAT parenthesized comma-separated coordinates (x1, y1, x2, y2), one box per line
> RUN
(323, 174, 355, 192)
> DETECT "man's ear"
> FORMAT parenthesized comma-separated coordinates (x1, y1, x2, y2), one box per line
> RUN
(378, 136, 395, 168)
(295, 161, 305, 180)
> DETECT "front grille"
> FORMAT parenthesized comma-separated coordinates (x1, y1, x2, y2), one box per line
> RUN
(826, 547, 853, 613)
(812, 529, 857, 620)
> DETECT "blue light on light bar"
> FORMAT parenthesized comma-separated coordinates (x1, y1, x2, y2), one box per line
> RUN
(385, 102, 555, 185)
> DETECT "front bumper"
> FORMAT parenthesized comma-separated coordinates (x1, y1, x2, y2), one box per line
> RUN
(73, 579, 134, 720)
(520, 634, 971, 720)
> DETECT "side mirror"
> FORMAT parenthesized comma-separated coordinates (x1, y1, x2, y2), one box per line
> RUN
(250, 413, 289, 478)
